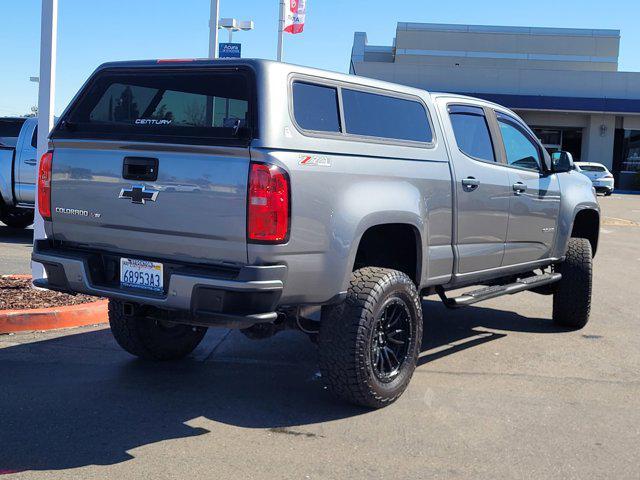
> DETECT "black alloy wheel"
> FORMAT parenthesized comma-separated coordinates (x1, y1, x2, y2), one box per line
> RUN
(371, 298, 412, 382)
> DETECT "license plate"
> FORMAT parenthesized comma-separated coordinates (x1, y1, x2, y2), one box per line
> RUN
(120, 258, 163, 292)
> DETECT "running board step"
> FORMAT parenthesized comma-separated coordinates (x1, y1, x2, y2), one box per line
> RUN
(436, 272, 562, 309)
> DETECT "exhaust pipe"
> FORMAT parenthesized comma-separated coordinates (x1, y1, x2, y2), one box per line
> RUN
(122, 302, 136, 317)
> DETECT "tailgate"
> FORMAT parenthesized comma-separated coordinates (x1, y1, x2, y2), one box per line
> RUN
(48, 66, 255, 266)
(50, 142, 249, 264)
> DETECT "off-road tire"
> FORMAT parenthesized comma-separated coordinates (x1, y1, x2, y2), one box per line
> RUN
(109, 299, 207, 360)
(552, 238, 592, 329)
(318, 267, 423, 409)
(0, 208, 34, 229)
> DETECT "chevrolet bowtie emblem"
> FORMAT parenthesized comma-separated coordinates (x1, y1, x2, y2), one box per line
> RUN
(118, 185, 159, 204)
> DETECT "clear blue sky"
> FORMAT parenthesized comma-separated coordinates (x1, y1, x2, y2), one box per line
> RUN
(1, 0, 639, 117)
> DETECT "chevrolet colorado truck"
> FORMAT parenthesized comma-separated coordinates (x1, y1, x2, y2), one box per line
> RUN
(0, 117, 38, 228)
(33, 59, 599, 408)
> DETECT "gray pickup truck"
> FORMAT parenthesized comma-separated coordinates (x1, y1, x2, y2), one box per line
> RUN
(33, 59, 599, 408)
(0, 117, 38, 228)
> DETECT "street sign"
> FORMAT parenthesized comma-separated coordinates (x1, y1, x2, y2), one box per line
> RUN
(219, 43, 241, 58)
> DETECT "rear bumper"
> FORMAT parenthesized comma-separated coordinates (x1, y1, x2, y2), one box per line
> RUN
(32, 241, 286, 327)
(591, 178, 614, 191)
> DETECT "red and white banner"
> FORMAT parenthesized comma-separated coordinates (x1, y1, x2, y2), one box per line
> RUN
(283, 0, 306, 34)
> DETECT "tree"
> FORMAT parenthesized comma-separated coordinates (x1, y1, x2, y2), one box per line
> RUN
(183, 100, 205, 126)
(23, 106, 38, 118)
(113, 86, 139, 121)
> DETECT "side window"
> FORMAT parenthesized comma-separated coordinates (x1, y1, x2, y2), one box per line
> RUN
(448, 105, 495, 162)
(497, 117, 541, 171)
(342, 89, 433, 143)
(31, 126, 38, 148)
(292, 82, 341, 133)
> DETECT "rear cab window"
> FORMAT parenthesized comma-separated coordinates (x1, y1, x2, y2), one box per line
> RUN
(0, 118, 27, 147)
(447, 105, 495, 162)
(53, 67, 255, 146)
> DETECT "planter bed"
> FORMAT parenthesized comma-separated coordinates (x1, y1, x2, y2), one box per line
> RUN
(0, 276, 108, 333)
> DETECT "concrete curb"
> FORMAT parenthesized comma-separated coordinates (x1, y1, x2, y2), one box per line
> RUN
(0, 276, 108, 333)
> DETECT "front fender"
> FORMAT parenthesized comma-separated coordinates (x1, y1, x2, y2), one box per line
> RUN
(552, 171, 600, 258)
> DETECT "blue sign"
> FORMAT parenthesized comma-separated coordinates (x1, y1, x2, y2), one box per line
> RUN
(219, 43, 241, 58)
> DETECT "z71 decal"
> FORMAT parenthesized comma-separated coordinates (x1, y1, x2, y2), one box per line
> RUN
(299, 154, 332, 167)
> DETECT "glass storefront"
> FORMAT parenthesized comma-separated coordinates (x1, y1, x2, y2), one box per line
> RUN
(621, 131, 640, 172)
(613, 129, 640, 190)
(533, 127, 583, 161)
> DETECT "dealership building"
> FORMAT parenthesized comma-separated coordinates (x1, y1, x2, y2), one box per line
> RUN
(350, 23, 640, 190)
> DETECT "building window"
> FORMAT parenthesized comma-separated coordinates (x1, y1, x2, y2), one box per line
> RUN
(622, 130, 640, 173)
(533, 127, 582, 162)
(613, 129, 640, 191)
(535, 129, 562, 148)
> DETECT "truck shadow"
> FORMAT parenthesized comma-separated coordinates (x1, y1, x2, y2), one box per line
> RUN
(0, 224, 33, 245)
(418, 298, 565, 366)
(0, 300, 561, 473)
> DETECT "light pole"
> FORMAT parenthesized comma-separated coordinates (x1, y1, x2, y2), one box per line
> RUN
(218, 18, 254, 43)
(277, 0, 284, 61)
(208, 0, 220, 59)
(33, 0, 58, 281)
(217, 18, 253, 119)
(29, 76, 39, 114)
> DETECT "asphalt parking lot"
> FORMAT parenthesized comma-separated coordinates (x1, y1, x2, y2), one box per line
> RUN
(1, 195, 639, 479)
(0, 225, 32, 276)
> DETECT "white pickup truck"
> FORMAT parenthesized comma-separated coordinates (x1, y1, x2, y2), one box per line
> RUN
(0, 117, 38, 228)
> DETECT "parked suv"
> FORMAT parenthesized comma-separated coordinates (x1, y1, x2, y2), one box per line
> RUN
(33, 60, 599, 408)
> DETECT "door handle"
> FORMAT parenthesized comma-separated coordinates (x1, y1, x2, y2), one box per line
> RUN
(122, 156, 159, 181)
(462, 177, 480, 191)
(24, 159, 37, 165)
(512, 182, 527, 194)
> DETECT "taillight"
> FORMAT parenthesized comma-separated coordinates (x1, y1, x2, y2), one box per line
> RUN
(247, 162, 290, 243)
(604, 174, 613, 179)
(38, 150, 53, 220)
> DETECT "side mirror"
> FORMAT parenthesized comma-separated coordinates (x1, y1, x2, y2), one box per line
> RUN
(551, 151, 574, 173)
